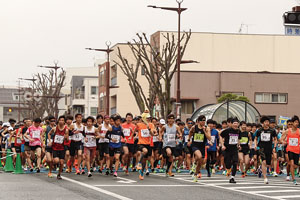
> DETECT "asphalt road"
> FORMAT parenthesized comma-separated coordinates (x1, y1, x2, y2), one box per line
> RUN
(1, 170, 300, 200)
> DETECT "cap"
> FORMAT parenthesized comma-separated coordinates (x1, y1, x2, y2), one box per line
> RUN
(159, 119, 166, 125)
(2, 122, 10, 127)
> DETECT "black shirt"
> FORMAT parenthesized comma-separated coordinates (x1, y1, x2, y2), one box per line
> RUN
(255, 128, 277, 152)
(221, 128, 240, 151)
(239, 131, 250, 148)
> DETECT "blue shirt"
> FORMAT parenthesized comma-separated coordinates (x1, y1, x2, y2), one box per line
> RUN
(207, 129, 219, 152)
(108, 125, 124, 149)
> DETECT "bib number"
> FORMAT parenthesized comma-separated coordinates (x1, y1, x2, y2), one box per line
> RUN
(194, 133, 204, 142)
(289, 138, 298, 146)
(32, 130, 40, 139)
(261, 133, 271, 142)
(73, 133, 82, 141)
(211, 135, 215, 144)
(54, 135, 64, 144)
(86, 135, 96, 147)
(167, 134, 176, 142)
(153, 136, 159, 143)
(229, 136, 238, 145)
(123, 129, 130, 137)
(141, 129, 150, 138)
(111, 135, 120, 143)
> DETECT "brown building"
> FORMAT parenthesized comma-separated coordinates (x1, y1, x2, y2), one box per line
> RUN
(174, 70, 299, 122)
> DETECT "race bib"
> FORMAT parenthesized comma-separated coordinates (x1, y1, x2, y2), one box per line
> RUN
(123, 129, 130, 137)
(261, 133, 271, 142)
(240, 137, 248, 145)
(16, 138, 22, 144)
(73, 133, 82, 141)
(54, 135, 64, 144)
(185, 135, 189, 143)
(167, 134, 176, 142)
(194, 133, 204, 142)
(141, 129, 150, 138)
(32, 130, 40, 139)
(289, 138, 298, 146)
(86, 135, 96, 147)
(111, 135, 120, 143)
(211, 135, 215, 144)
(153, 136, 159, 143)
(229, 135, 238, 145)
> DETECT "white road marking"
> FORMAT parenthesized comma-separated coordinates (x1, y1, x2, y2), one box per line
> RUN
(230, 186, 296, 189)
(250, 190, 300, 194)
(116, 177, 137, 183)
(272, 195, 300, 199)
(61, 176, 133, 200)
(95, 184, 203, 187)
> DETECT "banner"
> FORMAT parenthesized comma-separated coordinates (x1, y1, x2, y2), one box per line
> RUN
(278, 116, 290, 127)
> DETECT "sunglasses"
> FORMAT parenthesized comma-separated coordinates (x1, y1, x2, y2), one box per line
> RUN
(188, 122, 193, 124)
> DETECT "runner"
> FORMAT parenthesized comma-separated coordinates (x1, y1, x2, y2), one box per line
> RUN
(160, 114, 182, 177)
(69, 113, 85, 175)
(284, 120, 293, 181)
(106, 115, 125, 177)
(183, 118, 194, 174)
(98, 115, 111, 175)
(220, 118, 240, 183)
(206, 119, 219, 177)
(24, 118, 44, 173)
(45, 116, 56, 177)
(121, 113, 136, 175)
(136, 111, 155, 180)
(48, 116, 69, 179)
(281, 115, 300, 185)
(254, 116, 277, 184)
(188, 115, 211, 182)
(83, 116, 99, 177)
(238, 121, 252, 178)
(65, 115, 74, 173)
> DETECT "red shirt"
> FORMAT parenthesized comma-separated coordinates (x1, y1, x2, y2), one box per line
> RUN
(52, 126, 67, 151)
(121, 123, 136, 144)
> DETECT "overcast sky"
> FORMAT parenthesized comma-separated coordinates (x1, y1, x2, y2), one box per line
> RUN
(0, 0, 296, 87)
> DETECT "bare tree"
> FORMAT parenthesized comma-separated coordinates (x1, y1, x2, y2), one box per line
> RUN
(115, 31, 191, 118)
(22, 69, 66, 119)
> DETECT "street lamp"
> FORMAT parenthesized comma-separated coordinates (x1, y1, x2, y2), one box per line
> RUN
(86, 41, 114, 116)
(38, 61, 62, 119)
(148, 0, 187, 119)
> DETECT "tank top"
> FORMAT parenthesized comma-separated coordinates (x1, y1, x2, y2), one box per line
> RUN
(72, 123, 84, 142)
(192, 125, 207, 146)
(109, 125, 123, 148)
(163, 124, 177, 148)
(286, 128, 300, 154)
(84, 126, 97, 148)
(52, 126, 67, 151)
(99, 123, 110, 143)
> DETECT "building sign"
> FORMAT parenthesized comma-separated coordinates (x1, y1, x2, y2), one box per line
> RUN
(285, 25, 300, 36)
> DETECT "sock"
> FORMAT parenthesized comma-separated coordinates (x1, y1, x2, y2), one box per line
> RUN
(132, 157, 136, 167)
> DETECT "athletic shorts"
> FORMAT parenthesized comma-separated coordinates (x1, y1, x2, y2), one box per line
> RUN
(277, 150, 284, 158)
(249, 149, 255, 158)
(45, 146, 53, 153)
(288, 151, 299, 165)
(30, 145, 41, 151)
(84, 147, 96, 158)
(175, 144, 183, 155)
(14, 146, 21, 153)
(24, 145, 31, 151)
(259, 148, 272, 165)
(224, 149, 238, 169)
(98, 143, 109, 158)
(184, 145, 193, 155)
(137, 144, 152, 159)
(123, 143, 136, 154)
(153, 142, 162, 151)
(64, 145, 70, 151)
(53, 150, 65, 160)
(162, 146, 179, 158)
(21, 144, 25, 153)
(109, 147, 122, 157)
(191, 144, 205, 158)
(70, 141, 83, 157)
(239, 147, 250, 155)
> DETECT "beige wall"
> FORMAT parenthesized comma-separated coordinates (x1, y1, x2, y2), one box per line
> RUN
(177, 71, 300, 121)
(158, 31, 300, 73)
(110, 44, 150, 117)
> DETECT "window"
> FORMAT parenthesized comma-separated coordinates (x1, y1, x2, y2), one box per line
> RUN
(255, 93, 287, 104)
(90, 107, 97, 116)
(12, 93, 20, 101)
(100, 71, 105, 86)
(222, 92, 244, 97)
(91, 86, 97, 95)
(181, 101, 196, 114)
(141, 66, 146, 75)
(99, 96, 105, 111)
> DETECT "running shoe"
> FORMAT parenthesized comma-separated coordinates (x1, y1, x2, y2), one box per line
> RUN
(81, 169, 85, 175)
(286, 176, 291, 181)
(136, 163, 142, 170)
(229, 178, 236, 183)
(293, 179, 298, 185)
(105, 169, 110, 176)
(197, 173, 202, 179)
(264, 178, 269, 184)
(193, 174, 198, 182)
(273, 172, 278, 177)
(168, 171, 174, 177)
(57, 174, 62, 180)
(125, 169, 129, 175)
(98, 168, 102, 174)
(88, 172, 92, 177)
(146, 169, 150, 176)
(113, 172, 118, 177)
(76, 169, 81, 175)
(48, 172, 53, 178)
(226, 169, 231, 177)
(36, 168, 40, 173)
(139, 170, 144, 180)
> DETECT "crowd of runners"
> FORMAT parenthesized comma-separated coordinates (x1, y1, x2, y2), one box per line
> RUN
(1, 111, 300, 185)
